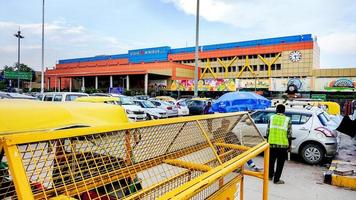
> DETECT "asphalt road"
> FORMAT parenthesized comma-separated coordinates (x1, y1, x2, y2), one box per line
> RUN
(243, 156, 355, 200)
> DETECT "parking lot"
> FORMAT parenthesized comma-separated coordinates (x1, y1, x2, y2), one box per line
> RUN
(244, 156, 355, 200)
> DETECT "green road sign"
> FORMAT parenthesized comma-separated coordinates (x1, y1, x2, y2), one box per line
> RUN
(311, 94, 327, 101)
(4, 71, 32, 80)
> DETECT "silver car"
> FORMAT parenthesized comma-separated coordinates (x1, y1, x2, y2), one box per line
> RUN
(251, 107, 339, 165)
(149, 100, 178, 118)
(133, 100, 168, 119)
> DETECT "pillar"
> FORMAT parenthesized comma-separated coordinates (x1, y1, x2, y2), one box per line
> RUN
(69, 78, 72, 92)
(126, 75, 130, 90)
(95, 76, 98, 89)
(58, 78, 61, 92)
(110, 75, 113, 88)
(144, 73, 148, 95)
(82, 76, 85, 92)
(47, 77, 50, 90)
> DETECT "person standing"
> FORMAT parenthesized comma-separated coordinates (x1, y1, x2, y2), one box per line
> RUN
(267, 104, 292, 184)
(204, 101, 213, 114)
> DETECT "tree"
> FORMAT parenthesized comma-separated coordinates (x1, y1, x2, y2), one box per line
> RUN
(2, 63, 34, 72)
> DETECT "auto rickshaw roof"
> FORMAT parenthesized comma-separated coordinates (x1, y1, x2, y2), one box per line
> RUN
(0, 99, 128, 135)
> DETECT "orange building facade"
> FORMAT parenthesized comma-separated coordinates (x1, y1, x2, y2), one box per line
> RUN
(45, 34, 356, 94)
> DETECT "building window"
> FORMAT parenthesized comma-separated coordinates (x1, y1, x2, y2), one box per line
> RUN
(276, 63, 281, 70)
(253, 65, 257, 71)
(201, 68, 205, 73)
(228, 66, 231, 72)
(238, 66, 243, 71)
(271, 64, 276, 70)
(219, 67, 225, 73)
(259, 65, 265, 71)
(213, 67, 217, 73)
(231, 66, 236, 72)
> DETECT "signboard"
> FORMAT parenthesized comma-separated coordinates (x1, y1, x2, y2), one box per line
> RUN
(170, 79, 235, 91)
(4, 71, 32, 80)
(311, 94, 327, 101)
(128, 46, 170, 63)
(236, 79, 269, 89)
(314, 78, 356, 92)
(271, 78, 311, 92)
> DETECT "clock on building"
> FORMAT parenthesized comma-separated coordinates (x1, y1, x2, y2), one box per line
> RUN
(289, 51, 302, 62)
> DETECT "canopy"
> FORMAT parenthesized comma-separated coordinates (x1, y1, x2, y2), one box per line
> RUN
(211, 91, 271, 113)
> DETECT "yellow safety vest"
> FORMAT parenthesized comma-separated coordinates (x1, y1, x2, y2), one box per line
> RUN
(268, 114, 290, 147)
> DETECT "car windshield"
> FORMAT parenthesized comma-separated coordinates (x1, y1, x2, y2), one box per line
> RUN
(161, 101, 172, 107)
(317, 112, 330, 126)
(188, 100, 204, 106)
(178, 101, 187, 106)
(120, 96, 135, 105)
(65, 94, 87, 101)
(141, 101, 156, 108)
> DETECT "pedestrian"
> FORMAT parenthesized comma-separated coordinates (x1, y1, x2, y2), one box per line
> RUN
(203, 101, 213, 114)
(267, 104, 292, 184)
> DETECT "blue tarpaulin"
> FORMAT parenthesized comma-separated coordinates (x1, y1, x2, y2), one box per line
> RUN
(211, 92, 271, 113)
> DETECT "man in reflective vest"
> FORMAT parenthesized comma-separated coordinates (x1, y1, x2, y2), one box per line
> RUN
(267, 104, 292, 184)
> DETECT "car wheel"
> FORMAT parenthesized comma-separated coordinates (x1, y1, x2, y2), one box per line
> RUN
(146, 114, 152, 120)
(301, 143, 324, 165)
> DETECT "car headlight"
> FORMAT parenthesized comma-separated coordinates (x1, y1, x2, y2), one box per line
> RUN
(126, 110, 134, 114)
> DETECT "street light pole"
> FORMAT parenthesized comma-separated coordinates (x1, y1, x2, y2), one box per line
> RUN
(41, 0, 45, 94)
(193, 0, 200, 97)
(14, 29, 24, 89)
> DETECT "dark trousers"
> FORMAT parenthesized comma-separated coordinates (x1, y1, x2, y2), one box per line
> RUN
(269, 147, 288, 182)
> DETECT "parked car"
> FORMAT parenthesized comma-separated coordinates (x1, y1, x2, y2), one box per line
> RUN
(186, 98, 210, 115)
(133, 100, 168, 119)
(152, 96, 176, 104)
(75, 96, 120, 104)
(134, 95, 150, 100)
(90, 93, 111, 97)
(149, 99, 178, 117)
(42, 92, 88, 102)
(0, 92, 36, 100)
(251, 107, 339, 164)
(175, 99, 190, 116)
(118, 95, 147, 121)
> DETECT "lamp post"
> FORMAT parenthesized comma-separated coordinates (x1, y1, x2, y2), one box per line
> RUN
(193, 0, 200, 97)
(41, 0, 45, 94)
(14, 29, 24, 89)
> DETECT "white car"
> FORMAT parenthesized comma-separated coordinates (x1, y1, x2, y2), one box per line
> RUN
(133, 100, 168, 119)
(175, 99, 190, 116)
(251, 107, 339, 164)
(149, 100, 178, 118)
(118, 95, 147, 121)
(42, 92, 88, 102)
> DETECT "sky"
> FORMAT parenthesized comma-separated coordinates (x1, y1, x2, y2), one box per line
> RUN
(0, 0, 356, 71)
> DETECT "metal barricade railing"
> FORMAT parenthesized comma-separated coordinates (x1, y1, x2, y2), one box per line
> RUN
(0, 111, 268, 200)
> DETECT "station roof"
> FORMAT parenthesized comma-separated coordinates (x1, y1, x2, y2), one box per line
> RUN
(46, 61, 195, 80)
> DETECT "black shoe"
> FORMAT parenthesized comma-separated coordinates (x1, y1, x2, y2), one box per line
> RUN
(269, 177, 273, 181)
(274, 180, 285, 184)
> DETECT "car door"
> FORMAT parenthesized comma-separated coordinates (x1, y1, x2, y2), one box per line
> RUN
(251, 111, 275, 137)
(285, 112, 312, 151)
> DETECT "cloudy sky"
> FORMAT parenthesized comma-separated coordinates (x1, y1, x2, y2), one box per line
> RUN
(0, 0, 355, 70)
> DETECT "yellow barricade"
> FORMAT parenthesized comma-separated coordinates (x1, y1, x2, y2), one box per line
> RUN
(0, 100, 269, 200)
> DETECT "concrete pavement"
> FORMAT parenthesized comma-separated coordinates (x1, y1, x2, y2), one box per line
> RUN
(243, 157, 355, 200)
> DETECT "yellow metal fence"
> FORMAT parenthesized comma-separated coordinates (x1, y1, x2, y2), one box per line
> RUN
(0, 112, 268, 200)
